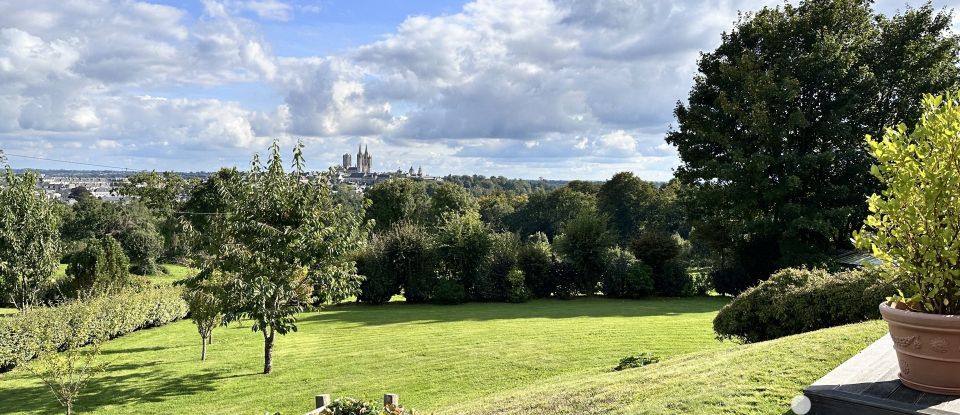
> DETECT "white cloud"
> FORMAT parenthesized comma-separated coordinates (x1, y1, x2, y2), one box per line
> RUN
(5, 0, 876, 179)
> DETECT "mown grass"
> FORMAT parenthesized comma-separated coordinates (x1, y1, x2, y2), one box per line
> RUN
(443, 320, 888, 415)
(0, 296, 729, 414)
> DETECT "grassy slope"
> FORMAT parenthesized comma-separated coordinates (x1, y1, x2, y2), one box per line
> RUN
(0, 297, 728, 415)
(442, 320, 889, 415)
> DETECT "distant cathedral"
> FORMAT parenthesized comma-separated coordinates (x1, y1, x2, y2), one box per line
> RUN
(343, 144, 373, 174)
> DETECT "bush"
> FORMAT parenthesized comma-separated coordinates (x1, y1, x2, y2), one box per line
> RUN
(600, 248, 654, 298)
(118, 226, 163, 275)
(713, 266, 900, 343)
(505, 268, 528, 303)
(653, 259, 692, 296)
(431, 278, 467, 305)
(356, 235, 400, 305)
(689, 269, 713, 296)
(434, 211, 494, 299)
(64, 235, 131, 297)
(319, 397, 415, 415)
(710, 267, 754, 296)
(0, 285, 188, 371)
(613, 352, 659, 371)
(518, 233, 553, 298)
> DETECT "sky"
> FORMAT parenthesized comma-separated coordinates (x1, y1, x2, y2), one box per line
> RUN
(1, 0, 958, 180)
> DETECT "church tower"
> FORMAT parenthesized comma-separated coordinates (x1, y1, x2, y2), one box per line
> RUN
(356, 145, 363, 172)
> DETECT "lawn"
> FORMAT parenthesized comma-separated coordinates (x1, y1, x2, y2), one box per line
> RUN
(53, 263, 195, 286)
(443, 320, 889, 415)
(0, 296, 729, 414)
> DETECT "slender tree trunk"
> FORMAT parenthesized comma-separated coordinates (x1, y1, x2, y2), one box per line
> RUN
(65, 401, 72, 415)
(262, 328, 274, 374)
(207, 331, 213, 345)
(201, 335, 207, 361)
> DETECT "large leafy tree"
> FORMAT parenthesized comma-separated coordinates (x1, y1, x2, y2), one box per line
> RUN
(596, 172, 659, 244)
(207, 142, 368, 374)
(427, 182, 478, 224)
(363, 179, 428, 232)
(506, 187, 595, 240)
(667, 0, 960, 277)
(0, 162, 61, 312)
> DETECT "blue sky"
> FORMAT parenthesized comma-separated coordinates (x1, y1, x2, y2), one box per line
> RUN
(1, 0, 958, 180)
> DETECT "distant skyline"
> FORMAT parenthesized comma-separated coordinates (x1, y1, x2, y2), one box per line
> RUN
(1, 0, 958, 180)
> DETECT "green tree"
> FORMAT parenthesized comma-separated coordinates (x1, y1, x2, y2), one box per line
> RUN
(64, 235, 130, 297)
(364, 179, 428, 232)
(477, 192, 521, 231)
(596, 172, 659, 244)
(427, 182, 478, 223)
(434, 211, 494, 299)
(208, 142, 368, 374)
(116, 171, 194, 262)
(181, 269, 226, 361)
(564, 180, 601, 195)
(0, 163, 61, 312)
(667, 0, 960, 278)
(553, 211, 615, 295)
(506, 187, 595, 240)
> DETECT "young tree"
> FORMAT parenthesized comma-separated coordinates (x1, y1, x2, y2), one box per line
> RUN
(181, 269, 225, 361)
(209, 142, 369, 374)
(5, 310, 109, 415)
(667, 1, 960, 278)
(115, 171, 194, 262)
(0, 162, 61, 312)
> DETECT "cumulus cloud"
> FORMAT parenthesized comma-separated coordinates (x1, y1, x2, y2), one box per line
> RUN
(2, 0, 809, 178)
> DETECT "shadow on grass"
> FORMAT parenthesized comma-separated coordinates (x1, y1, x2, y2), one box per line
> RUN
(100, 346, 173, 355)
(0, 362, 250, 414)
(303, 296, 730, 327)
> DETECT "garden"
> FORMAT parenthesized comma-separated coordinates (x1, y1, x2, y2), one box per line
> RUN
(3, 0, 960, 414)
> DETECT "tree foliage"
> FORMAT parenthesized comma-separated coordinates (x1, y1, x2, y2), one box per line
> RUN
(364, 179, 428, 232)
(506, 188, 595, 240)
(553, 211, 615, 295)
(855, 92, 960, 314)
(667, 0, 960, 278)
(64, 235, 130, 298)
(205, 142, 369, 374)
(0, 164, 61, 312)
(596, 172, 659, 244)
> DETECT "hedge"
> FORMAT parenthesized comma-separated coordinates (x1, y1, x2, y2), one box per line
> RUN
(0, 284, 189, 371)
(713, 267, 899, 343)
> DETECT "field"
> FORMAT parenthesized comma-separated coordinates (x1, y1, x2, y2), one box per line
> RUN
(0, 297, 730, 414)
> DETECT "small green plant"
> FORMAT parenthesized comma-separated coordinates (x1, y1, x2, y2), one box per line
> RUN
(613, 352, 659, 371)
(319, 397, 416, 415)
(854, 92, 960, 314)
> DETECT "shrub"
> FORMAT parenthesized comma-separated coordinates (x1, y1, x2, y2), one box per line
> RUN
(689, 269, 713, 296)
(0, 285, 188, 371)
(356, 235, 399, 305)
(854, 92, 960, 314)
(475, 232, 520, 301)
(653, 259, 691, 296)
(600, 248, 654, 298)
(319, 397, 416, 415)
(710, 266, 754, 296)
(431, 278, 467, 305)
(505, 268, 528, 303)
(713, 267, 901, 342)
(64, 235, 131, 297)
(613, 352, 659, 371)
(518, 233, 553, 298)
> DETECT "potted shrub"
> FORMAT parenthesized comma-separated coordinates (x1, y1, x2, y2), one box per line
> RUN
(855, 92, 960, 394)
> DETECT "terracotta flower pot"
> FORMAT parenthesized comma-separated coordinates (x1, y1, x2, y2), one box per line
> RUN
(880, 301, 960, 395)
